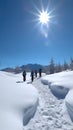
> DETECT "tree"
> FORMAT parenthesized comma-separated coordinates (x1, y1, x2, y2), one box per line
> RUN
(15, 66, 22, 73)
(55, 63, 62, 73)
(70, 57, 73, 70)
(49, 58, 55, 74)
(63, 60, 69, 70)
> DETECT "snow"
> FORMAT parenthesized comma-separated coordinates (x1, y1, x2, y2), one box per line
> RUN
(65, 89, 73, 122)
(41, 71, 73, 88)
(41, 71, 73, 99)
(24, 76, 73, 130)
(1, 70, 73, 130)
(41, 71, 73, 124)
(49, 85, 69, 99)
(0, 71, 38, 130)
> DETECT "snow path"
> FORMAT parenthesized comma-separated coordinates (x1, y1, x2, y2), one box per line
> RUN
(24, 78, 73, 130)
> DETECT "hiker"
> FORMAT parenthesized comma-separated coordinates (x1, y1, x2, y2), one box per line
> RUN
(23, 70, 26, 81)
(39, 68, 42, 77)
(31, 70, 34, 82)
(34, 69, 37, 78)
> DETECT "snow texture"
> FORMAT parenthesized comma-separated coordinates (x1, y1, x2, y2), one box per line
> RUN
(0, 71, 38, 130)
(24, 77, 73, 130)
(1, 70, 73, 130)
(41, 71, 73, 125)
(65, 89, 73, 122)
(49, 85, 69, 99)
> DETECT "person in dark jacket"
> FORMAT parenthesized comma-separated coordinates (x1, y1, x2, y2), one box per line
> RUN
(34, 69, 37, 78)
(39, 68, 42, 77)
(31, 70, 34, 82)
(23, 70, 26, 81)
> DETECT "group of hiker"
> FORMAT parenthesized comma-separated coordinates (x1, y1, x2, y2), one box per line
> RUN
(22, 69, 42, 82)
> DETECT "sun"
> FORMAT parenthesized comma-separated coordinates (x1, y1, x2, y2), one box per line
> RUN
(30, 1, 56, 38)
(39, 11, 49, 25)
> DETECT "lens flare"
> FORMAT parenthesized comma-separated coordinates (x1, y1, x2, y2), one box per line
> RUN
(39, 11, 50, 25)
(30, 1, 56, 38)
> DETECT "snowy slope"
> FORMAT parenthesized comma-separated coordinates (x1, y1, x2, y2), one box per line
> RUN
(41, 71, 73, 124)
(41, 71, 73, 99)
(41, 70, 73, 89)
(0, 71, 38, 130)
(24, 78, 73, 130)
(65, 89, 73, 122)
(1, 70, 73, 130)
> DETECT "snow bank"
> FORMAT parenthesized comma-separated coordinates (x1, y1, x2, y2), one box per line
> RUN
(49, 85, 69, 99)
(41, 70, 73, 121)
(65, 89, 73, 122)
(41, 79, 49, 85)
(41, 71, 73, 99)
(0, 71, 38, 130)
(42, 71, 73, 88)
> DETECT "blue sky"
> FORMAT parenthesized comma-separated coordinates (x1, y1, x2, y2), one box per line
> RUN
(0, 0, 73, 69)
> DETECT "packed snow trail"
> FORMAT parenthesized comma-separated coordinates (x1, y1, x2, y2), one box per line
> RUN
(24, 78, 73, 130)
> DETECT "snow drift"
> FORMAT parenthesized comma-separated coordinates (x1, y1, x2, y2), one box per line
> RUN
(49, 85, 69, 99)
(41, 71, 73, 99)
(0, 71, 38, 130)
(41, 70, 73, 122)
(65, 89, 73, 122)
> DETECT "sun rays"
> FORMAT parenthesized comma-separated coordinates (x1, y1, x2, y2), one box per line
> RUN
(29, 0, 56, 38)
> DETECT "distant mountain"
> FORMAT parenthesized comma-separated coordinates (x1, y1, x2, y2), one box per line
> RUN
(2, 64, 49, 74)
(21, 64, 45, 72)
(2, 67, 15, 73)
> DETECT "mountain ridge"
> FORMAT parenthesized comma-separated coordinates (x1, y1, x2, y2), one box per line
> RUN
(1, 64, 49, 73)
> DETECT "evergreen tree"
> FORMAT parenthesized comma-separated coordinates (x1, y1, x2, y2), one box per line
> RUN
(70, 57, 73, 70)
(55, 63, 62, 73)
(63, 60, 69, 70)
(49, 58, 55, 74)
